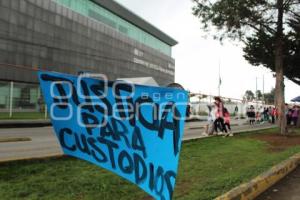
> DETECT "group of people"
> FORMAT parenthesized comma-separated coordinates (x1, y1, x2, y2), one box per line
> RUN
(204, 97, 233, 137)
(196, 96, 300, 137)
(286, 105, 300, 126)
(246, 104, 299, 126)
(246, 106, 278, 125)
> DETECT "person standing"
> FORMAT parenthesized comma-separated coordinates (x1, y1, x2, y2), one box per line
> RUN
(203, 105, 216, 136)
(37, 96, 44, 113)
(256, 111, 261, 124)
(285, 104, 291, 125)
(248, 105, 255, 125)
(213, 97, 227, 134)
(246, 107, 250, 124)
(223, 108, 233, 137)
(268, 107, 272, 123)
(271, 107, 276, 124)
(186, 103, 191, 118)
(234, 105, 239, 119)
(264, 107, 270, 122)
(292, 106, 299, 126)
(287, 108, 293, 125)
(259, 106, 264, 123)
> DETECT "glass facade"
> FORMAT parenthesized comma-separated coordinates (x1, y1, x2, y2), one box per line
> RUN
(0, 82, 10, 110)
(0, 81, 41, 111)
(54, 0, 172, 56)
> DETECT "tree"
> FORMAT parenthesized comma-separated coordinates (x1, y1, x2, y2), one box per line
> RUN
(256, 90, 263, 100)
(243, 90, 255, 101)
(288, 16, 300, 85)
(192, 0, 300, 134)
(264, 88, 276, 104)
(243, 16, 300, 85)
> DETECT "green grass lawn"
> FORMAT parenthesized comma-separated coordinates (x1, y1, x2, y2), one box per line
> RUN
(0, 112, 48, 120)
(1, 128, 300, 200)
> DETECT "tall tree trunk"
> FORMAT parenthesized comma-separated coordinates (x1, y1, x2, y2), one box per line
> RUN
(275, 0, 287, 134)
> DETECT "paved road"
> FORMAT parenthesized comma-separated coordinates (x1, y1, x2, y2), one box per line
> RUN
(256, 167, 300, 200)
(0, 126, 62, 162)
(0, 120, 275, 162)
(183, 120, 274, 141)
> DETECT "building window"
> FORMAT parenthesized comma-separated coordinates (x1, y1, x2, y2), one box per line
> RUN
(54, 0, 172, 56)
(118, 25, 128, 34)
(88, 9, 116, 29)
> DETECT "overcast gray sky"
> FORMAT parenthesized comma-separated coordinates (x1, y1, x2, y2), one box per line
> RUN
(115, 0, 300, 102)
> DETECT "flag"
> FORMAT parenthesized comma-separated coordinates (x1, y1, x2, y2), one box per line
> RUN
(38, 71, 189, 200)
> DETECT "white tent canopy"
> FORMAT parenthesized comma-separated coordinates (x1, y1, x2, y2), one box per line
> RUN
(117, 77, 159, 87)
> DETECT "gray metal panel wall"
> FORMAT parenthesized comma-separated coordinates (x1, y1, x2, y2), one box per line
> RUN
(0, 0, 175, 86)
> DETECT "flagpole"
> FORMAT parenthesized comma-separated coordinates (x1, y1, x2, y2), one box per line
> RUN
(256, 76, 258, 110)
(218, 59, 221, 97)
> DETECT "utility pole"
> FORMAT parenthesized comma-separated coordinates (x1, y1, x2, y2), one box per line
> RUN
(262, 75, 265, 104)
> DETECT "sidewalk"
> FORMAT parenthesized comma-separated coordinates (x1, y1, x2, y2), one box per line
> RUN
(0, 126, 62, 162)
(256, 167, 300, 200)
(183, 119, 276, 141)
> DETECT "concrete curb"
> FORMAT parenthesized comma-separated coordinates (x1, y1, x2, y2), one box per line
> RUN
(0, 119, 51, 128)
(215, 153, 300, 200)
(0, 154, 64, 164)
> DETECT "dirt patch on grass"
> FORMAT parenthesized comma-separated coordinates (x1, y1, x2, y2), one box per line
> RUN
(251, 133, 300, 152)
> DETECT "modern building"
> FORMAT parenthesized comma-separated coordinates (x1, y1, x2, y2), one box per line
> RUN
(0, 0, 177, 113)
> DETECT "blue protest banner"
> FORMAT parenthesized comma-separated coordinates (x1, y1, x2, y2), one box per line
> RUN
(38, 71, 188, 200)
